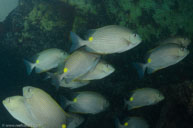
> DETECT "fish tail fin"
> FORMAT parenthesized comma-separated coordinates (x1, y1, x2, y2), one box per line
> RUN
(44, 72, 52, 80)
(124, 99, 129, 109)
(70, 32, 88, 52)
(46, 72, 60, 90)
(64, 78, 73, 84)
(60, 96, 71, 110)
(23, 59, 35, 75)
(115, 117, 121, 128)
(66, 114, 84, 128)
(132, 62, 147, 78)
(124, 99, 133, 110)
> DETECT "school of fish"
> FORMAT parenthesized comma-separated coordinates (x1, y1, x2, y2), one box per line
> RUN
(2, 25, 191, 128)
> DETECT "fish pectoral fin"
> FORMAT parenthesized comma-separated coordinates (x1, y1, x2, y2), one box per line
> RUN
(65, 78, 73, 84)
(122, 38, 131, 45)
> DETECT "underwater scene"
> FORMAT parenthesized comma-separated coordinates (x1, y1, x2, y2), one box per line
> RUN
(0, 0, 193, 128)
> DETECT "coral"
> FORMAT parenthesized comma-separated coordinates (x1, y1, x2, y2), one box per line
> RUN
(103, 0, 193, 41)
(59, 0, 97, 14)
(24, 3, 65, 32)
(17, 1, 69, 44)
(101, 0, 158, 41)
(71, 15, 87, 32)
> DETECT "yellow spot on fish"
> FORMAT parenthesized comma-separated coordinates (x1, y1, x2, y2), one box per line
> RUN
(148, 58, 151, 63)
(73, 98, 77, 102)
(62, 124, 66, 128)
(130, 97, 134, 101)
(63, 68, 68, 73)
(36, 60, 39, 64)
(124, 122, 128, 126)
(88, 37, 93, 42)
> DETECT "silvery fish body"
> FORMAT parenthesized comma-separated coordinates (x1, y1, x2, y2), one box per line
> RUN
(159, 37, 191, 48)
(78, 60, 115, 80)
(47, 72, 90, 89)
(2, 96, 40, 127)
(22, 86, 69, 128)
(70, 25, 142, 54)
(133, 43, 189, 78)
(125, 88, 164, 110)
(24, 48, 68, 75)
(145, 43, 189, 73)
(60, 49, 100, 83)
(62, 91, 109, 114)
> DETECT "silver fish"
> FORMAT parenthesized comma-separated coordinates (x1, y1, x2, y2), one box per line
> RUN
(61, 91, 109, 114)
(24, 48, 68, 75)
(70, 25, 142, 54)
(2, 96, 41, 127)
(59, 49, 100, 83)
(124, 88, 164, 110)
(133, 43, 189, 78)
(78, 60, 115, 80)
(22, 86, 69, 128)
(159, 37, 191, 48)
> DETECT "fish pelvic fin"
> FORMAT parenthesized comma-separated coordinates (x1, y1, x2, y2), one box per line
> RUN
(64, 77, 74, 84)
(147, 67, 160, 74)
(70, 32, 88, 52)
(129, 105, 141, 110)
(23, 59, 35, 75)
(132, 62, 147, 78)
(44, 72, 53, 80)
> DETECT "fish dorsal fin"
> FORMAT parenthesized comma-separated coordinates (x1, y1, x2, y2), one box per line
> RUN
(131, 88, 142, 93)
(145, 44, 163, 57)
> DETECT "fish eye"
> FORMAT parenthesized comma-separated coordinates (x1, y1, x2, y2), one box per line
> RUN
(180, 47, 185, 51)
